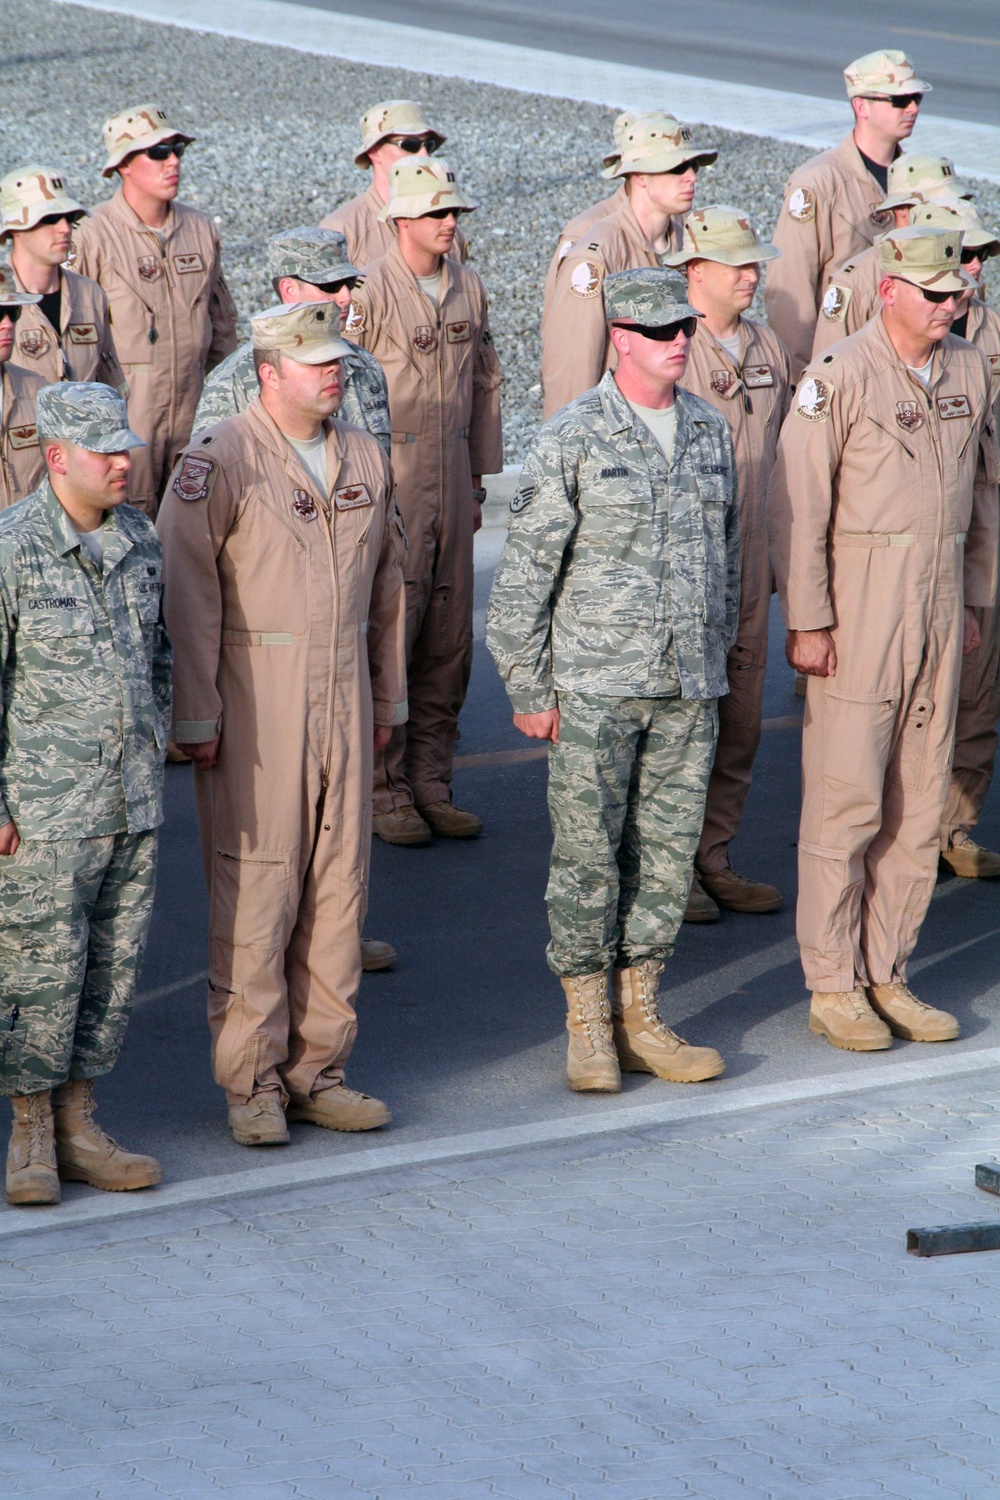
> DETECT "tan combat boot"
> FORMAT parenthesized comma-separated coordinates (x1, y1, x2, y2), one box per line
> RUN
(373, 805, 431, 846)
(683, 872, 720, 924)
(52, 1078, 161, 1191)
(699, 866, 782, 914)
(228, 1089, 290, 1146)
(561, 973, 620, 1093)
(809, 989, 892, 1051)
(866, 982, 960, 1042)
(361, 938, 397, 972)
(417, 801, 483, 839)
(940, 835, 1000, 879)
(287, 1081, 392, 1131)
(612, 961, 726, 1082)
(6, 1092, 60, 1206)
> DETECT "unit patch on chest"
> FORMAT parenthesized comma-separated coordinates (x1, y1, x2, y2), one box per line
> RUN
(173, 253, 205, 275)
(743, 365, 774, 389)
(938, 394, 972, 420)
(334, 482, 373, 511)
(292, 489, 318, 521)
(172, 453, 215, 502)
(17, 328, 50, 358)
(412, 325, 438, 353)
(137, 255, 163, 282)
(895, 400, 924, 433)
(7, 424, 38, 449)
(67, 323, 98, 345)
(710, 370, 733, 395)
(446, 320, 471, 343)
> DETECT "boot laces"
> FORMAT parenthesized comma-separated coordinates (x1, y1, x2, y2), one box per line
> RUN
(575, 979, 615, 1054)
(636, 966, 685, 1044)
(25, 1093, 51, 1163)
(77, 1078, 123, 1151)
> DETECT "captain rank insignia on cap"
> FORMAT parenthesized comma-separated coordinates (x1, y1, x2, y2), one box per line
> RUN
(787, 188, 816, 223)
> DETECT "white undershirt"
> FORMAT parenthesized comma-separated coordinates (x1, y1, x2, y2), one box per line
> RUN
(717, 332, 743, 360)
(626, 398, 677, 466)
(73, 523, 104, 570)
(284, 431, 328, 497)
(908, 354, 934, 390)
(416, 271, 443, 309)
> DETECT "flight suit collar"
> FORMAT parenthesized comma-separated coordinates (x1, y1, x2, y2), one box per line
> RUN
(109, 185, 178, 241)
(840, 132, 897, 194)
(613, 196, 656, 258)
(38, 478, 134, 570)
(385, 238, 459, 309)
(244, 396, 344, 502)
(867, 310, 945, 392)
(691, 317, 755, 401)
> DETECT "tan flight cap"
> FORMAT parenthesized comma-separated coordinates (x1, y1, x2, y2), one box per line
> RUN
(664, 204, 780, 267)
(910, 198, 1000, 258)
(601, 110, 641, 170)
(378, 158, 476, 221)
(609, 113, 717, 178)
(250, 302, 352, 364)
(101, 103, 194, 177)
(877, 226, 970, 293)
(844, 49, 932, 100)
(0, 263, 42, 307)
(0, 166, 86, 240)
(355, 100, 446, 168)
(878, 154, 977, 212)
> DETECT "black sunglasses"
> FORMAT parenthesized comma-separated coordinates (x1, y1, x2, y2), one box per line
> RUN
(144, 139, 187, 161)
(615, 317, 698, 341)
(388, 135, 435, 154)
(960, 247, 984, 265)
(861, 93, 923, 109)
(0, 307, 23, 323)
(664, 160, 702, 176)
(36, 212, 83, 229)
(312, 277, 361, 293)
(424, 207, 459, 220)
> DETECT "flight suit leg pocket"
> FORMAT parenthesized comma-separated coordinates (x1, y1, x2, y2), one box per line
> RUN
(891, 698, 934, 793)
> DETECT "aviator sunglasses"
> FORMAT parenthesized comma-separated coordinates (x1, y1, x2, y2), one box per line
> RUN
(388, 135, 436, 154)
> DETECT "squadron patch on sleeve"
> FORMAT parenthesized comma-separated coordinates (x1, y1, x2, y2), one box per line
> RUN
(570, 261, 604, 298)
(172, 453, 216, 502)
(787, 187, 816, 223)
(344, 302, 366, 338)
(820, 284, 851, 323)
(795, 377, 832, 421)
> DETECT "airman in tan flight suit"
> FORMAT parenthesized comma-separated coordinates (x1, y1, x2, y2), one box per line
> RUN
(321, 100, 467, 268)
(346, 158, 503, 846)
(1, 167, 125, 394)
(0, 266, 45, 509)
(765, 49, 931, 381)
(769, 227, 999, 1052)
(541, 114, 716, 418)
(72, 103, 238, 516)
(665, 206, 791, 922)
(540, 111, 635, 311)
(158, 303, 407, 1147)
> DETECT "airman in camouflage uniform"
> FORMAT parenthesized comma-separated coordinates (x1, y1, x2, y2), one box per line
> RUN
(193, 227, 391, 454)
(0, 383, 170, 1207)
(488, 268, 739, 1095)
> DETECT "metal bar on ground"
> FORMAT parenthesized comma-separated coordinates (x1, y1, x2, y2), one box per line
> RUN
(906, 1222, 1000, 1256)
(975, 1163, 1000, 1196)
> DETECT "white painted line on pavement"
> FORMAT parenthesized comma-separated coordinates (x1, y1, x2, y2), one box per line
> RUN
(4, 1041, 1000, 1242)
(58, 0, 1000, 182)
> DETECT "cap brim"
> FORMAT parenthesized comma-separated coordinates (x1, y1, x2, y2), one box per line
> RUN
(0, 198, 87, 239)
(612, 148, 718, 177)
(887, 267, 972, 293)
(283, 336, 353, 364)
(52, 429, 147, 453)
(0, 289, 43, 306)
(298, 265, 365, 285)
(378, 192, 476, 221)
(666, 242, 781, 267)
(610, 304, 705, 326)
(354, 129, 446, 168)
(102, 127, 195, 177)
(848, 78, 933, 98)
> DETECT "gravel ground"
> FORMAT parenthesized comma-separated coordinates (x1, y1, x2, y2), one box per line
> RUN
(4, 0, 999, 462)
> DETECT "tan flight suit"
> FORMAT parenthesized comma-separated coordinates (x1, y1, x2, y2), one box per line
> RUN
(541, 184, 627, 312)
(346, 242, 503, 812)
(683, 317, 791, 873)
(940, 297, 1000, 849)
(10, 265, 126, 393)
(0, 362, 44, 509)
(157, 400, 407, 1103)
(810, 243, 881, 359)
(765, 135, 895, 381)
(769, 316, 999, 992)
(321, 184, 467, 268)
(72, 187, 238, 516)
(541, 198, 683, 418)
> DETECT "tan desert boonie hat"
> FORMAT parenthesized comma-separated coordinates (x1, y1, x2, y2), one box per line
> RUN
(250, 302, 352, 364)
(601, 110, 640, 171)
(877, 226, 969, 293)
(844, 49, 932, 99)
(0, 166, 86, 240)
(101, 103, 194, 177)
(378, 159, 476, 221)
(609, 113, 717, 178)
(355, 100, 445, 168)
(910, 199, 1000, 259)
(664, 204, 780, 267)
(0, 263, 42, 307)
(877, 154, 977, 213)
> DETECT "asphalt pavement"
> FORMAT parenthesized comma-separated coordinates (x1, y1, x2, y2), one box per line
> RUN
(279, 0, 1000, 128)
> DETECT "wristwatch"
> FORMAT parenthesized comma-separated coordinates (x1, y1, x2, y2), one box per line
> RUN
(472, 487, 487, 504)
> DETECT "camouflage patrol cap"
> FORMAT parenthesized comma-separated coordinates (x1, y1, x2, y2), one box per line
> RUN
(0, 263, 42, 308)
(844, 49, 932, 100)
(609, 113, 717, 178)
(665, 204, 780, 267)
(101, 103, 194, 177)
(604, 267, 703, 326)
(909, 199, 1000, 258)
(877, 226, 970, 293)
(35, 382, 145, 452)
(877, 154, 977, 213)
(600, 111, 640, 172)
(0, 165, 86, 240)
(250, 302, 352, 364)
(266, 226, 363, 286)
(355, 100, 446, 168)
(378, 158, 476, 221)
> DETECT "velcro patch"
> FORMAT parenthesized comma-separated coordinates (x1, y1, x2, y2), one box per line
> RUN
(173, 253, 205, 274)
(172, 453, 215, 502)
(896, 400, 924, 433)
(711, 370, 733, 395)
(796, 377, 831, 421)
(344, 302, 366, 338)
(938, 394, 972, 419)
(787, 187, 816, 223)
(743, 365, 774, 389)
(446, 320, 471, 343)
(292, 489, 318, 521)
(8, 424, 38, 450)
(67, 323, 99, 345)
(600, 466, 628, 479)
(820, 284, 851, 323)
(570, 261, 603, 298)
(334, 483, 373, 511)
(412, 325, 438, 354)
(17, 328, 49, 358)
(137, 255, 163, 282)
